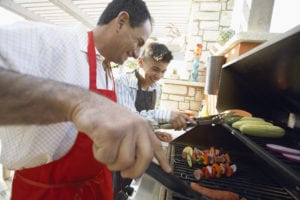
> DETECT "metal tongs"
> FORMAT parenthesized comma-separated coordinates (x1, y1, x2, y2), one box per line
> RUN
(188, 111, 239, 127)
(146, 162, 212, 200)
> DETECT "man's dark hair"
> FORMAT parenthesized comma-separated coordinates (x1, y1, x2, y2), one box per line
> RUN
(142, 42, 173, 63)
(97, 0, 152, 28)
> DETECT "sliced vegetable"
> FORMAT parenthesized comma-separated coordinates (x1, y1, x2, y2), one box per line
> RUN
(240, 124, 285, 138)
(187, 153, 193, 167)
(223, 115, 242, 125)
(224, 153, 231, 163)
(202, 153, 210, 165)
(224, 164, 235, 177)
(210, 146, 216, 156)
(182, 146, 193, 159)
(266, 144, 300, 155)
(239, 117, 265, 121)
(212, 163, 221, 178)
(232, 120, 273, 130)
(194, 169, 204, 180)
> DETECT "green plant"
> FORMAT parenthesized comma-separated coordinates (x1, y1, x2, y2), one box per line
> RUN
(218, 28, 235, 45)
(124, 59, 138, 70)
(173, 68, 177, 74)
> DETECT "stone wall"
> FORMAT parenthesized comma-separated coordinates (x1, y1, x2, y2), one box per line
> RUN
(185, 0, 234, 70)
(160, 79, 205, 115)
(159, 0, 235, 115)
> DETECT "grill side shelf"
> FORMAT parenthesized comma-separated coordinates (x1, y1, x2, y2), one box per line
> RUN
(221, 123, 300, 195)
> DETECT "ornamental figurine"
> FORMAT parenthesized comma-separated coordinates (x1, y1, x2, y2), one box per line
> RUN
(191, 43, 202, 82)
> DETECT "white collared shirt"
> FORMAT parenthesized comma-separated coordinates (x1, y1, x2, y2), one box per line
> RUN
(115, 70, 171, 128)
(0, 21, 113, 170)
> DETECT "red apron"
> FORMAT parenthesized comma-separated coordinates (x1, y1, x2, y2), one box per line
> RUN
(11, 31, 116, 200)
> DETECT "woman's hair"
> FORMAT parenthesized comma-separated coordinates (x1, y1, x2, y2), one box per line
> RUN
(97, 0, 152, 28)
(141, 42, 173, 63)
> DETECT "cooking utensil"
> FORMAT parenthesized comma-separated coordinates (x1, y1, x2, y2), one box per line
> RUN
(266, 144, 300, 155)
(145, 162, 212, 200)
(266, 144, 300, 163)
(189, 109, 252, 127)
(282, 153, 300, 163)
(159, 109, 251, 129)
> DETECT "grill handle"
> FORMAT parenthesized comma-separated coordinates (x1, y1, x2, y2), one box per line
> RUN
(146, 162, 212, 200)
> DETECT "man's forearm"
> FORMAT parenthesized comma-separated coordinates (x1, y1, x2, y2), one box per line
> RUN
(0, 67, 88, 125)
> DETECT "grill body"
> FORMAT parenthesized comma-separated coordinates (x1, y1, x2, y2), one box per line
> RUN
(167, 124, 300, 200)
(164, 25, 300, 200)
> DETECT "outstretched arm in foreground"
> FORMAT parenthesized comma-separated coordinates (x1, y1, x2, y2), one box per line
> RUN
(0, 67, 172, 179)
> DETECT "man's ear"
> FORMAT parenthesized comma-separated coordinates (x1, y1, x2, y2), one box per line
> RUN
(116, 11, 130, 31)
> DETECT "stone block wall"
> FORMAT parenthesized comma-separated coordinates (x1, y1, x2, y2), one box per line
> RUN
(159, 0, 234, 114)
(159, 79, 205, 115)
(185, 0, 234, 78)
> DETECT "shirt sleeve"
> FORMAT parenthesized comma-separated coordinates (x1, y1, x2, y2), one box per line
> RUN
(0, 22, 83, 169)
(115, 73, 139, 113)
(0, 22, 42, 76)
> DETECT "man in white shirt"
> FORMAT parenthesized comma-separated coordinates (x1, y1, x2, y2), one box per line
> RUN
(0, 0, 171, 199)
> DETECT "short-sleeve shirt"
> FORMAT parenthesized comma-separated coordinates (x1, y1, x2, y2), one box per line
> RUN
(0, 21, 113, 170)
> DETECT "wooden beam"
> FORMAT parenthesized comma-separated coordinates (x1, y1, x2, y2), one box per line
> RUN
(49, 0, 95, 29)
(0, 0, 50, 23)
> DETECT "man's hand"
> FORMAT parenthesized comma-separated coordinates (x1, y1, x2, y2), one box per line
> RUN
(71, 92, 172, 179)
(170, 111, 196, 130)
(155, 131, 172, 142)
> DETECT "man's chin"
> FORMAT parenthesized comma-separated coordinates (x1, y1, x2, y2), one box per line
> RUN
(151, 79, 159, 84)
(113, 60, 124, 65)
(118, 57, 128, 65)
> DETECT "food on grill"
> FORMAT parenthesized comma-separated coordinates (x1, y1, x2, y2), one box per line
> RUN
(239, 117, 264, 121)
(190, 182, 246, 200)
(223, 115, 242, 125)
(231, 116, 286, 138)
(266, 144, 300, 155)
(282, 153, 300, 163)
(194, 163, 237, 180)
(182, 146, 194, 167)
(186, 153, 193, 167)
(226, 109, 252, 118)
(232, 120, 272, 129)
(223, 116, 241, 124)
(182, 146, 231, 167)
(182, 146, 194, 159)
(240, 124, 285, 138)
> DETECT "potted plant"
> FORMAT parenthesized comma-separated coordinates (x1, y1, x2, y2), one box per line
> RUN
(170, 68, 179, 80)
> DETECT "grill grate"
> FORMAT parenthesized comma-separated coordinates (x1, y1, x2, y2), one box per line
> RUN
(169, 143, 296, 200)
(247, 134, 300, 174)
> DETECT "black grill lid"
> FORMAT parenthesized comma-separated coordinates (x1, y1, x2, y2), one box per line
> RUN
(216, 25, 300, 128)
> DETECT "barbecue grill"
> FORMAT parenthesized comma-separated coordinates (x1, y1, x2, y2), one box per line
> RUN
(163, 25, 300, 200)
